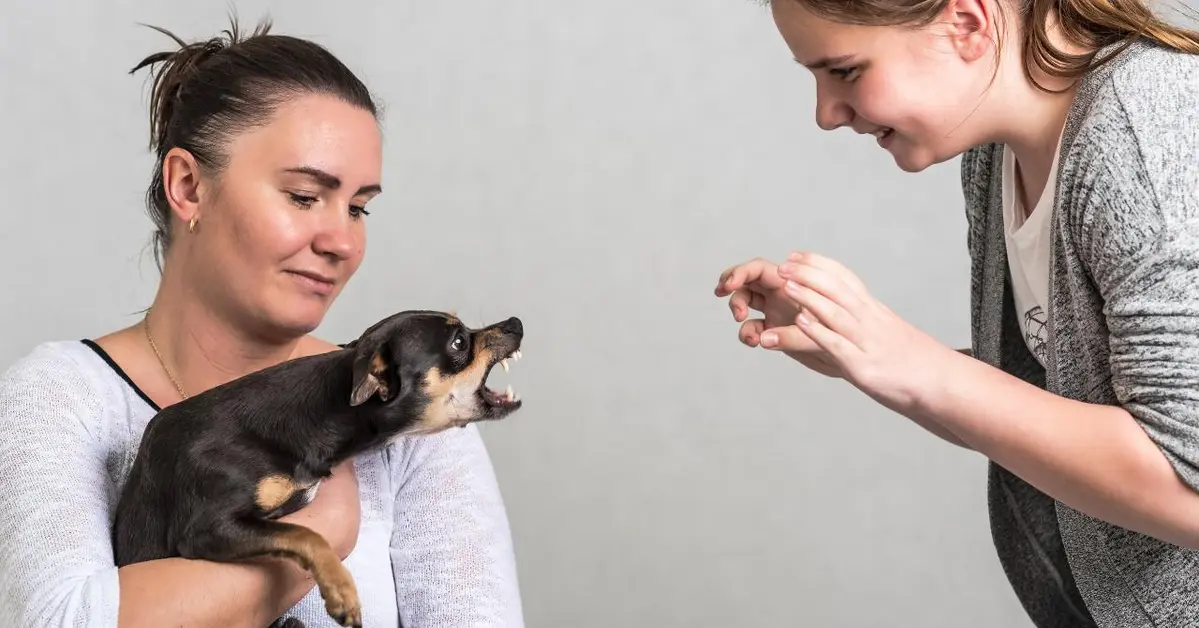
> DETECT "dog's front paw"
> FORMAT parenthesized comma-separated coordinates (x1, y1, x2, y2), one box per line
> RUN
(328, 603, 362, 628)
(319, 563, 362, 627)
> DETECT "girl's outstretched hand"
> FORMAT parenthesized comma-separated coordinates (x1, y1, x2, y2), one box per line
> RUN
(767, 250, 957, 414)
(715, 256, 845, 378)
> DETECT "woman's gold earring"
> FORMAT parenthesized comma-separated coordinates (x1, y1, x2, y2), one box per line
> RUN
(188, 215, 199, 233)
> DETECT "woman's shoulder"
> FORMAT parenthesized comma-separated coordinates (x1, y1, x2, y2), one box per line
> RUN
(380, 423, 499, 489)
(0, 339, 144, 438)
(2, 340, 108, 388)
(298, 335, 347, 358)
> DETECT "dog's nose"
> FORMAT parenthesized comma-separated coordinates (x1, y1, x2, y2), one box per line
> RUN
(500, 317, 523, 336)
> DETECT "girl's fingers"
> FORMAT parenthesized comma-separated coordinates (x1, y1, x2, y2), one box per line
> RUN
(786, 251, 871, 300)
(782, 280, 861, 344)
(739, 318, 767, 347)
(729, 288, 766, 322)
(759, 322, 819, 353)
(796, 310, 859, 360)
(717, 258, 786, 296)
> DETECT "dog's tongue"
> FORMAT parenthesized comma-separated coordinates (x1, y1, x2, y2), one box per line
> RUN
(483, 385, 518, 405)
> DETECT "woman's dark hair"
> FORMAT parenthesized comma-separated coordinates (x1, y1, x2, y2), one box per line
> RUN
(130, 16, 379, 268)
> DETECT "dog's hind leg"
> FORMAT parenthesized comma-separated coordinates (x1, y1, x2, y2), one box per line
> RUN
(179, 517, 361, 628)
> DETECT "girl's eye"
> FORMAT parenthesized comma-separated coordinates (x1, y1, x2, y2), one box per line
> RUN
(830, 66, 860, 82)
(287, 192, 318, 208)
(349, 205, 371, 220)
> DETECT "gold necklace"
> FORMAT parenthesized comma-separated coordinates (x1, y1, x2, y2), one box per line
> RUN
(143, 315, 189, 400)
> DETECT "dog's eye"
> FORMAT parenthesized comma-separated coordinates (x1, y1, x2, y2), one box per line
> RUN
(450, 335, 467, 352)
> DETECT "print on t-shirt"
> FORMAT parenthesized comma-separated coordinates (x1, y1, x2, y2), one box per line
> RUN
(1022, 304, 1048, 362)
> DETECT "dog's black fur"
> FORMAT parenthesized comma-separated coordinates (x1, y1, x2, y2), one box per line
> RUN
(111, 310, 525, 627)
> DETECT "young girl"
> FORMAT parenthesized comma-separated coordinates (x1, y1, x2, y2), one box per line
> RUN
(716, 0, 1199, 626)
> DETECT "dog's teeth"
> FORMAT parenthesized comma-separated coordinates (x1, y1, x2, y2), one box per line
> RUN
(512, 350, 522, 361)
(500, 359, 509, 372)
(505, 385, 514, 400)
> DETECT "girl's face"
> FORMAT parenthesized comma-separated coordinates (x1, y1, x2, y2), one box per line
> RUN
(770, 0, 1000, 172)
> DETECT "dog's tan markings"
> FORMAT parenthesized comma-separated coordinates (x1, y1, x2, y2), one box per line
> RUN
(256, 474, 299, 512)
(415, 347, 496, 433)
(422, 366, 449, 397)
(265, 524, 362, 626)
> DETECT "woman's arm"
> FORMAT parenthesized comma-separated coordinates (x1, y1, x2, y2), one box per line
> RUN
(117, 559, 311, 628)
(387, 424, 525, 627)
(0, 347, 354, 628)
(116, 461, 360, 628)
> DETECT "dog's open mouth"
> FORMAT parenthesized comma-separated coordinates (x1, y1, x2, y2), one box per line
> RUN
(478, 349, 522, 410)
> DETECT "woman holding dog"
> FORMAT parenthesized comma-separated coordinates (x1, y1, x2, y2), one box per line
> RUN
(0, 20, 523, 628)
(716, 0, 1199, 626)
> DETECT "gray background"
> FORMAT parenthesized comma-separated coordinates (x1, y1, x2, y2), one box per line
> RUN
(3, 0, 1197, 626)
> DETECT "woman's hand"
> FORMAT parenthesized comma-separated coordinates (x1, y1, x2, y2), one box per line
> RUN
(770, 251, 957, 414)
(280, 459, 361, 560)
(715, 257, 845, 378)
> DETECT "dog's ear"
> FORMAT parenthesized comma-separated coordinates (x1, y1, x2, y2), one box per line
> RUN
(350, 343, 399, 406)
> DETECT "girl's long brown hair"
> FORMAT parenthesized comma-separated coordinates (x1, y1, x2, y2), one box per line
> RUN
(772, 0, 1199, 91)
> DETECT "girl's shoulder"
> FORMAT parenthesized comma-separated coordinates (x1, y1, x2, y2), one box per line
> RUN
(960, 42, 1199, 188)
(1068, 41, 1199, 164)
(1103, 39, 1199, 96)
(1040, 41, 1199, 278)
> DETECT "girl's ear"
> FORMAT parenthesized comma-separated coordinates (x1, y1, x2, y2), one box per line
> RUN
(944, 0, 1000, 63)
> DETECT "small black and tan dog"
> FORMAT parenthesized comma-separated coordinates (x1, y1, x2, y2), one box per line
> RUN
(111, 309, 525, 627)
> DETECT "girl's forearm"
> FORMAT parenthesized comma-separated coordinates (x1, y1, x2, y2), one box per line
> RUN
(916, 349, 1199, 549)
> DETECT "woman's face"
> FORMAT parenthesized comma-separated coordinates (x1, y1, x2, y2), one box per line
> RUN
(179, 93, 383, 338)
(770, 0, 1000, 172)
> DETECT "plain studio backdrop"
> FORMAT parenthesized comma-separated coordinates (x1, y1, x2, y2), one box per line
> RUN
(3, 0, 1198, 626)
